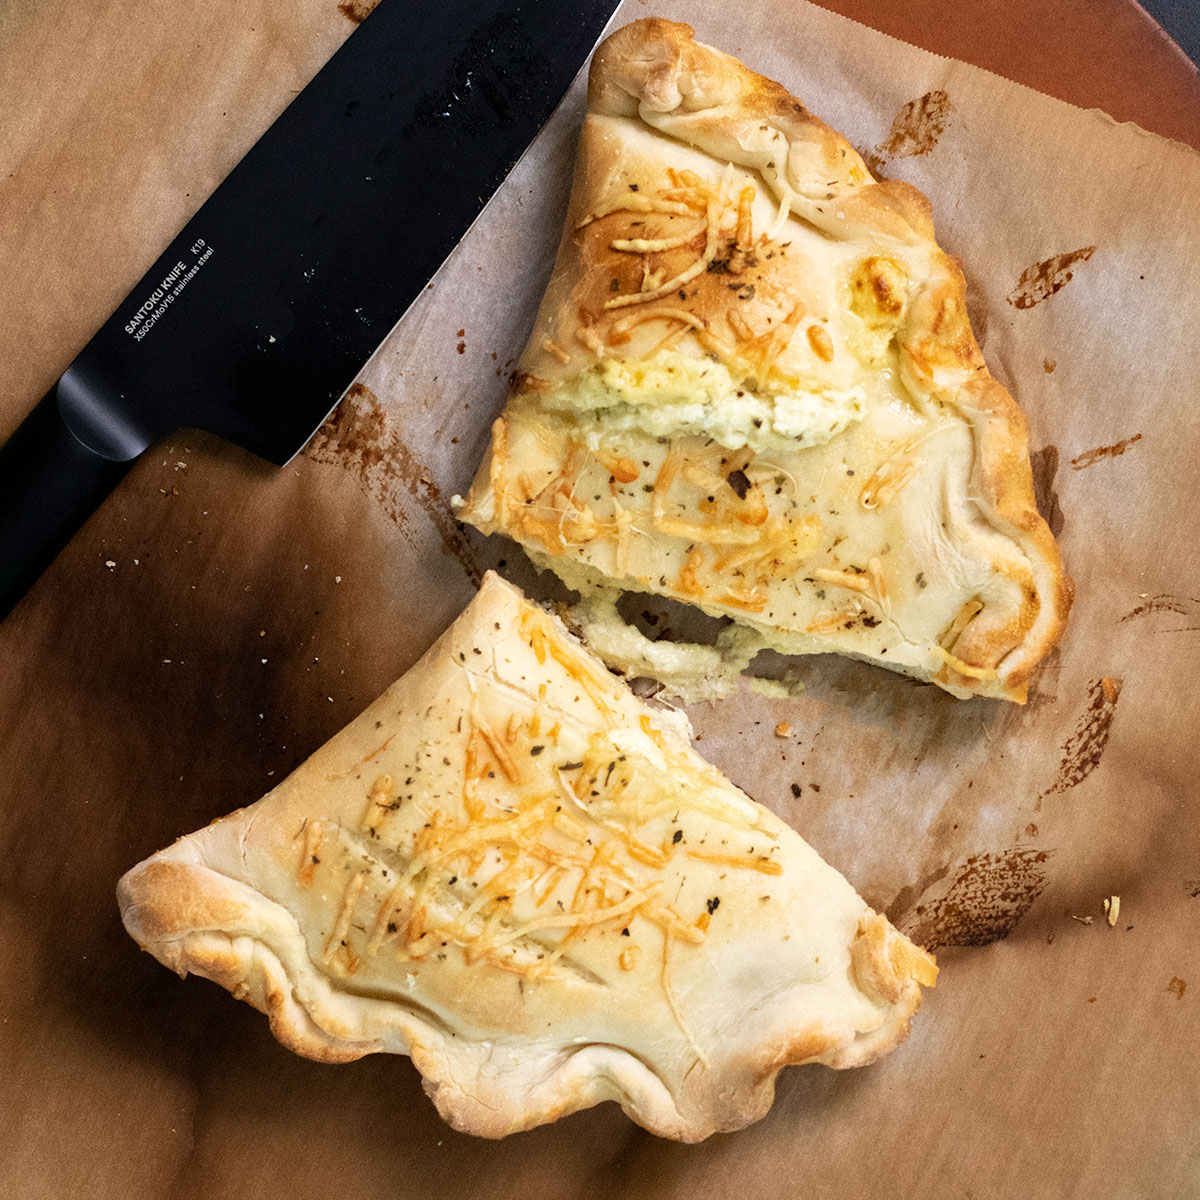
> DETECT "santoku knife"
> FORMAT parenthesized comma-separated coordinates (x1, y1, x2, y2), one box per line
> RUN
(0, 0, 620, 618)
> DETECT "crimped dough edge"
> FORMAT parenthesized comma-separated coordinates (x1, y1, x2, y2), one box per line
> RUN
(118, 859, 928, 1140)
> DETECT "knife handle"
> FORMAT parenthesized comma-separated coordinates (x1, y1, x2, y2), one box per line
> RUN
(0, 380, 144, 621)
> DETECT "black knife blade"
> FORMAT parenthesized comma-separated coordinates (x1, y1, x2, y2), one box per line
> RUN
(0, 0, 620, 618)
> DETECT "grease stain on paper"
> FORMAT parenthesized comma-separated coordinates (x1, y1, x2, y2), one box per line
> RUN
(1029, 444, 1065, 538)
(338, 0, 379, 24)
(1070, 433, 1142, 471)
(1037, 676, 1122, 804)
(1024, 675, 1060, 712)
(905, 847, 1052, 950)
(1167, 976, 1187, 999)
(304, 383, 482, 585)
(1007, 246, 1096, 309)
(1120, 594, 1200, 632)
(886, 861, 952, 926)
(868, 90, 953, 171)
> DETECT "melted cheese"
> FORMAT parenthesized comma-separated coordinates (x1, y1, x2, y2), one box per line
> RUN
(562, 581, 764, 703)
(539, 349, 866, 455)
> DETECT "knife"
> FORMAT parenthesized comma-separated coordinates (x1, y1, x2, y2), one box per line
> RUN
(0, 0, 620, 619)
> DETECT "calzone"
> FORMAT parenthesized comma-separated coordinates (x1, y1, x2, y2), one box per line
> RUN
(119, 572, 935, 1141)
(455, 19, 1070, 703)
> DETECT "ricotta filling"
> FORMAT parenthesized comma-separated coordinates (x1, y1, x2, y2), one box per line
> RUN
(538, 350, 865, 456)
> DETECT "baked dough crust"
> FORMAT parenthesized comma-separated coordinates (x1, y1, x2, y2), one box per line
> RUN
(119, 572, 935, 1141)
(456, 19, 1070, 702)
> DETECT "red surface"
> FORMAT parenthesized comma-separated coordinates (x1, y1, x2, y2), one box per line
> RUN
(815, 0, 1200, 149)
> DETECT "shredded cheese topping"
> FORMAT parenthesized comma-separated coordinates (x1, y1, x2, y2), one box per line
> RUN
(296, 607, 783, 1064)
(938, 597, 985, 653)
(932, 644, 998, 681)
(491, 422, 829, 613)
(576, 195, 702, 228)
(604, 194, 723, 310)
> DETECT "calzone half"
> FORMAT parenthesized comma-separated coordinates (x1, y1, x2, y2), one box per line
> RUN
(455, 19, 1070, 703)
(119, 572, 935, 1141)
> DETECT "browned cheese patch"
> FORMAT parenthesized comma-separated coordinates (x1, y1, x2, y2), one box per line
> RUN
(904, 848, 1052, 951)
(1006, 246, 1097, 310)
(1029, 444, 1065, 538)
(1038, 676, 1123, 802)
(304, 382, 482, 584)
(874, 90, 953, 162)
(1070, 433, 1142, 471)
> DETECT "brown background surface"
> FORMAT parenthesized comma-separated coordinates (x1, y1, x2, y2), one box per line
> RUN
(1, 2, 1198, 1198)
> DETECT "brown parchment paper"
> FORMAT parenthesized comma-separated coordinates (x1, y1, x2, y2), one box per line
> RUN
(2, 1, 1199, 1197)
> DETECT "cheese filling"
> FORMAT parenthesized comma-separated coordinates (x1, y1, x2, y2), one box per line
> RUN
(562, 581, 766, 704)
(537, 349, 866, 456)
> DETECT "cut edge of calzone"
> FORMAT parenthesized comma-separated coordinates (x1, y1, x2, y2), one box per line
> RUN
(118, 571, 935, 1142)
(454, 18, 1071, 704)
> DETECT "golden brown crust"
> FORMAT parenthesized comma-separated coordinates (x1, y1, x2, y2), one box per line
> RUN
(118, 859, 253, 958)
(118, 573, 935, 1141)
(458, 19, 1070, 702)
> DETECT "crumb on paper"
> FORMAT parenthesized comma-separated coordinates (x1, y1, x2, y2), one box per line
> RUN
(774, 722, 791, 737)
(1103, 895, 1121, 926)
(1070, 914, 1094, 925)
(104, 560, 116, 569)
(1167, 977, 1187, 999)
